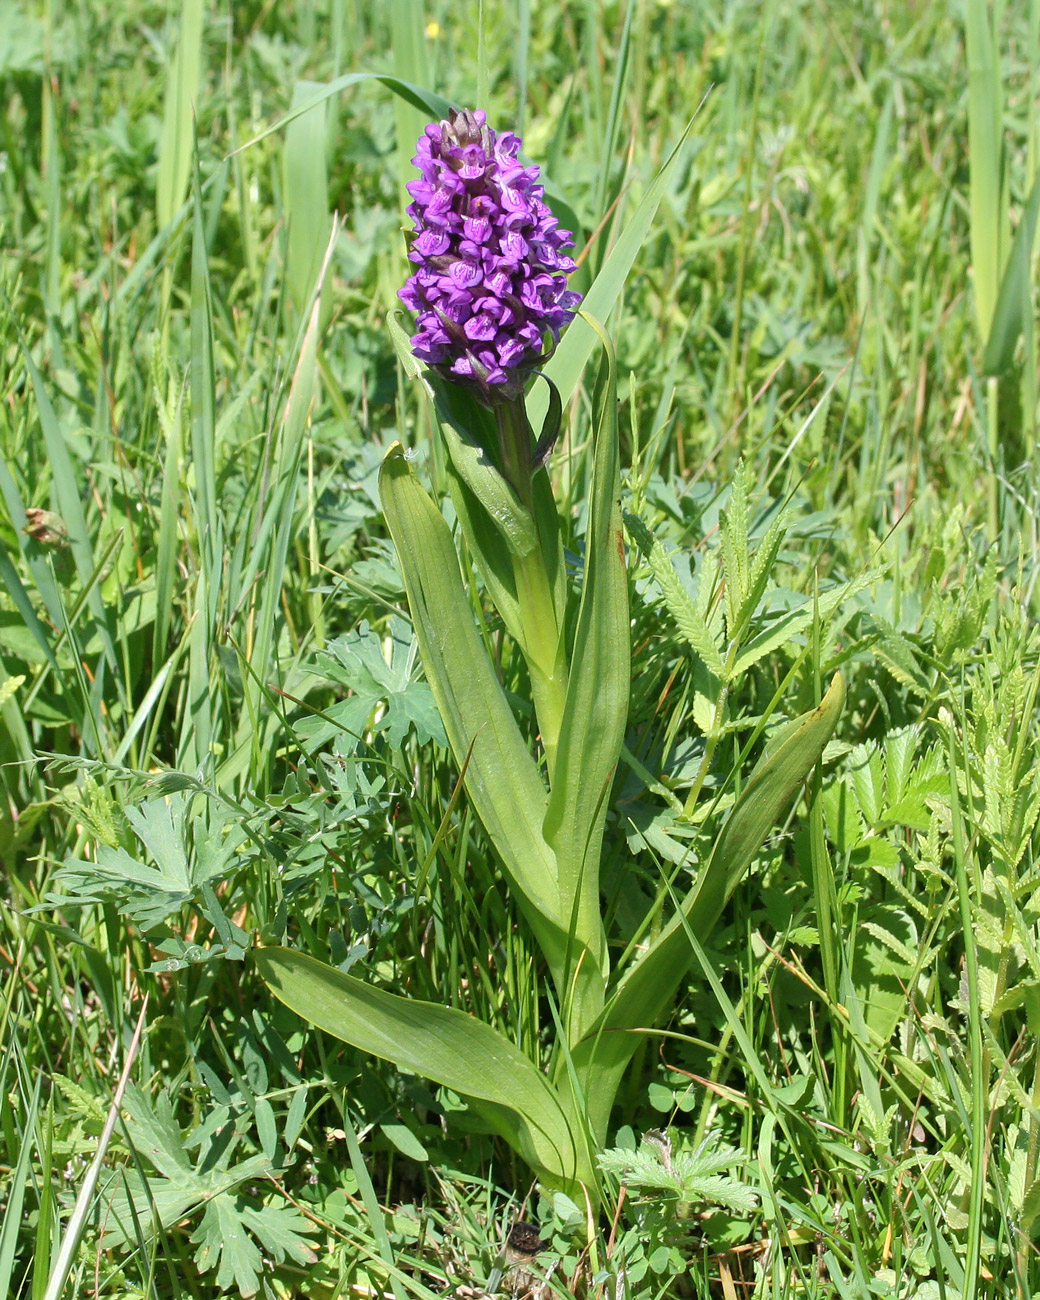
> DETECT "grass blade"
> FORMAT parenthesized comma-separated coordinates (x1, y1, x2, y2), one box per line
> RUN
(181, 165, 219, 769)
(983, 167, 1040, 375)
(529, 114, 696, 429)
(39, 1001, 148, 1300)
(283, 81, 332, 321)
(964, 0, 1009, 341)
(156, 0, 204, 231)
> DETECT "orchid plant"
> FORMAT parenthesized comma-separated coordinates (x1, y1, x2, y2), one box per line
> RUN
(257, 107, 843, 1208)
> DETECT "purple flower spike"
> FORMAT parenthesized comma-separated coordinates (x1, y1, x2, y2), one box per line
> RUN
(399, 108, 582, 404)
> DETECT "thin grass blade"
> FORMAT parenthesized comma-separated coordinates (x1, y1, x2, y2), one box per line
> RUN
(529, 115, 696, 429)
(156, 0, 204, 231)
(983, 168, 1040, 375)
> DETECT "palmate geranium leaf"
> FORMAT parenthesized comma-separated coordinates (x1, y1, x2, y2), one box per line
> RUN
(255, 947, 594, 1194)
(309, 618, 447, 749)
(38, 794, 247, 930)
(193, 1198, 316, 1298)
(101, 1082, 316, 1299)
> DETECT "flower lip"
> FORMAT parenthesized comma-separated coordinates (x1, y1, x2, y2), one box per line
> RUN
(399, 106, 582, 405)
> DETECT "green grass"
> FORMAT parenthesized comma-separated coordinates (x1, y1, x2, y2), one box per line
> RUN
(1, 0, 1039, 1297)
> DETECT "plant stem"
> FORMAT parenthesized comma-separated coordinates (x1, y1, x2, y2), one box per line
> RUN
(986, 374, 999, 544)
(496, 399, 569, 778)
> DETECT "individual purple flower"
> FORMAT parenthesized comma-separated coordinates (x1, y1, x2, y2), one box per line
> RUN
(399, 108, 582, 405)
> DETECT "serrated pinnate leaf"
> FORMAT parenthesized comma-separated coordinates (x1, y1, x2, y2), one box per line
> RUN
(572, 673, 844, 1144)
(733, 513, 785, 642)
(625, 509, 724, 677)
(730, 570, 877, 677)
(719, 463, 749, 636)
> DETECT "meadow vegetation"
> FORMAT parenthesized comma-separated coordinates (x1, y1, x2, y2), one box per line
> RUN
(1, 1, 1039, 1297)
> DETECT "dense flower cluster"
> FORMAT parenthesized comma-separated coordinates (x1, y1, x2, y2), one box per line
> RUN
(399, 108, 582, 403)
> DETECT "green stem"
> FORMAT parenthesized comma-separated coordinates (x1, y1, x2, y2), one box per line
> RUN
(496, 399, 569, 778)
(949, 725, 986, 1300)
(1019, 1049, 1040, 1282)
(681, 645, 736, 819)
(986, 374, 999, 544)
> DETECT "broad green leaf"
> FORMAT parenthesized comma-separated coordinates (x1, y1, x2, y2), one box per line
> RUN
(442, 463, 524, 633)
(255, 947, 590, 1190)
(378, 444, 556, 905)
(380, 446, 607, 1011)
(284, 81, 332, 321)
(431, 375, 539, 557)
(569, 673, 845, 1143)
(380, 1122, 428, 1162)
(387, 312, 522, 628)
(386, 308, 424, 379)
(542, 318, 629, 1039)
(386, 313, 556, 650)
(386, 318, 531, 550)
